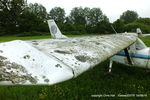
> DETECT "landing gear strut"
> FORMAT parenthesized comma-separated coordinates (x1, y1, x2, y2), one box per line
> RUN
(109, 60, 113, 73)
(105, 60, 114, 77)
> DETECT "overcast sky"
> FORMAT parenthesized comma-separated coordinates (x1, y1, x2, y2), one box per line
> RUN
(27, 0, 150, 22)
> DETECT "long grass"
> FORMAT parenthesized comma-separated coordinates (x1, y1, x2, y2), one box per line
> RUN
(0, 34, 150, 100)
(0, 34, 102, 42)
(0, 35, 51, 42)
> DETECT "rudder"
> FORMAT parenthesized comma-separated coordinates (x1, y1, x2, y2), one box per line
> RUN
(47, 20, 67, 39)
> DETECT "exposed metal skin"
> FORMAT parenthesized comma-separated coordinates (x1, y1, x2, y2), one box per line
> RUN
(0, 33, 137, 85)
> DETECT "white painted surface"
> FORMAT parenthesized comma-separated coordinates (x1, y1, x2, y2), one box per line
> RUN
(47, 20, 67, 39)
(0, 40, 73, 85)
(111, 38, 150, 69)
(0, 33, 137, 85)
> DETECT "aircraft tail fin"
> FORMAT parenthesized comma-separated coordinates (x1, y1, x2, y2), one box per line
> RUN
(47, 20, 68, 39)
(136, 28, 150, 37)
(136, 28, 142, 35)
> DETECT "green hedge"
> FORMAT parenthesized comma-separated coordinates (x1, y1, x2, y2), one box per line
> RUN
(17, 31, 50, 37)
(125, 22, 150, 33)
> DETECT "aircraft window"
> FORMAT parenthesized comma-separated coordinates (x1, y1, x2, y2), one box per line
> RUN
(135, 38, 147, 50)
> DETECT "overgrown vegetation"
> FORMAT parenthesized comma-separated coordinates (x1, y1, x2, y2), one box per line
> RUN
(125, 18, 150, 33)
(0, 0, 150, 36)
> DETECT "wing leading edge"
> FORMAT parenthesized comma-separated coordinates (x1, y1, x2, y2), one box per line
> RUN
(0, 33, 137, 85)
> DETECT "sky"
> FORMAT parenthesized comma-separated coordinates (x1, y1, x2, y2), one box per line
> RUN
(27, 0, 150, 22)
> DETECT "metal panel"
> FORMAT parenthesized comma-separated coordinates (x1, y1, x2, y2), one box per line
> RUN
(0, 33, 137, 85)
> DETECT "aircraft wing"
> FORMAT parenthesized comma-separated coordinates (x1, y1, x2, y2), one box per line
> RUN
(0, 33, 137, 85)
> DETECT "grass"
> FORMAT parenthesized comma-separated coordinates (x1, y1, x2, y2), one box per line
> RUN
(0, 35, 52, 42)
(0, 34, 102, 42)
(0, 34, 150, 100)
(140, 37, 150, 46)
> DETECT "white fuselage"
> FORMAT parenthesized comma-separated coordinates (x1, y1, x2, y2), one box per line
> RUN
(111, 38, 150, 69)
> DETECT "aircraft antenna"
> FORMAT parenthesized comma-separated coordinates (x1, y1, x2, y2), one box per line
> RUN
(111, 25, 117, 34)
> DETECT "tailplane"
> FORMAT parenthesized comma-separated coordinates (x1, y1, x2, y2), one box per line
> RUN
(136, 28, 150, 37)
(47, 20, 68, 39)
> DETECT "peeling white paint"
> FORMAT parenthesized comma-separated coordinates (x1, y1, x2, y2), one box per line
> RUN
(0, 33, 137, 85)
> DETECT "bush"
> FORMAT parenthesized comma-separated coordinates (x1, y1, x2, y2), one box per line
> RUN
(36, 22, 49, 32)
(63, 23, 76, 32)
(75, 25, 86, 33)
(0, 29, 5, 36)
(62, 31, 81, 35)
(136, 18, 150, 26)
(17, 31, 49, 37)
(125, 22, 150, 33)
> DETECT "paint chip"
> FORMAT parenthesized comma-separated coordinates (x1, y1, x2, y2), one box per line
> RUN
(23, 55, 30, 59)
(0, 61, 4, 66)
(55, 64, 62, 68)
(0, 56, 7, 60)
(0, 50, 3, 53)
(54, 50, 71, 54)
(75, 55, 90, 62)
(44, 79, 49, 83)
(0, 60, 37, 84)
(33, 42, 39, 45)
(42, 76, 46, 79)
(95, 42, 100, 45)
(32, 41, 37, 42)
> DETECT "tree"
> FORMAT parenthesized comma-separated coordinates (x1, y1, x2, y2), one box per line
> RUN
(28, 3, 48, 21)
(124, 18, 150, 33)
(136, 18, 150, 25)
(48, 7, 65, 24)
(112, 19, 125, 33)
(63, 23, 75, 32)
(0, 0, 27, 34)
(120, 10, 138, 24)
(88, 8, 104, 26)
(69, 7, 87, 25)
(64, 16, 72, 24)
(94, 17, 111, 34)
(18, 10, 44, 33)
(83, 7, 90, 25)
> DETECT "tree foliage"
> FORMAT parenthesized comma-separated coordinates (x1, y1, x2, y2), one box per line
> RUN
(113, 19, 125, 33)
(69, 7, 87, 25)
(49, 7, 65, 24)
(69, 7, 105, 26)
(68, 7, 110, 34)
(120, 10, 138, 24)
(18, 10, 43, 32)
(91, 15, 111, 34)
(28, 3, 48, 21)
(125, 18, 150, 33)
(0, 0, 27, 34)
(136, 18, 150, 25)
(88, 8, 104, 26)
(0, 1, 149, 36)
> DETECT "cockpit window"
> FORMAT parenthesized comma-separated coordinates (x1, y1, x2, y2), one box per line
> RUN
(135, 38, 147, 50)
